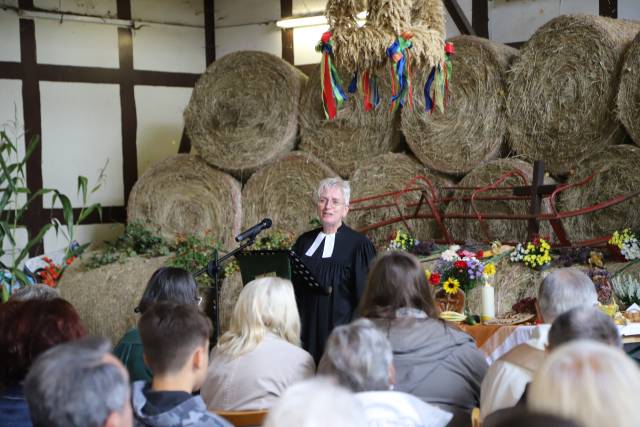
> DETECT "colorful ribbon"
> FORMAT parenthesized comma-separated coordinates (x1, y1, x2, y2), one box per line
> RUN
(359, 70, 380, 112)
(386, 33, 414, 112)
(424, 42, 454, 114)
(316, 31, 347, 120)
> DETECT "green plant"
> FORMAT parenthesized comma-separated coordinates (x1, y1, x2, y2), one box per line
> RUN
(85, 222, 171, 269)
(167, 232, 220, 287)
(0, 124, 102, 301)
(612, 274, 640, 308)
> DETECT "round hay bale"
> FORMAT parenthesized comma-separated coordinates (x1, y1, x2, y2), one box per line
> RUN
(444, 158, 555, 243)
(58, 253, 169, 345)
(350, 152, 452, 247)
(299, 64, 400, 178)
(184, 51, 307, 179)
(242, 151, 337, 237)
(127, 154, 242, 249)
(218, 271, 243, 335)
(617, 31, 640, 147)
(558, 145, 640, 241)
(401, 36, 518, 176)
(507, 15, 640, 176)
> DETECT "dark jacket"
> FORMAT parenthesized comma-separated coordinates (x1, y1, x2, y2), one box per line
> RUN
(114, 328, 153, 383)
(0, 384, 31, 427)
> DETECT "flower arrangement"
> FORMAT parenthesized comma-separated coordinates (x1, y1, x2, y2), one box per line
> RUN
(612, 274, 640, 308)
(427, 245, 497, 295)
(386, 230, 436, 255)
(609, 229, 640, 261)
(510, 237, 552, 269)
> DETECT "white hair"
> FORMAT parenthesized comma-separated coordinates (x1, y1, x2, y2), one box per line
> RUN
(264, 377, 367, 427)
(538, 268, 598, 323)
(319, 319, 393, 392)
(528, 340, 640, 427)
(317, 177, 351, 207)
(215, 277, 301, 358)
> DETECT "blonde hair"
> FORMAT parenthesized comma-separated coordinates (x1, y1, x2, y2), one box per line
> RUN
(528, 340, 640, 427)
(216, 277, 301, 358)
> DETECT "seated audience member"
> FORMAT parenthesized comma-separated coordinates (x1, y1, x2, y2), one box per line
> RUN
(528, 340, 640, 427)
(319, 318, 453, 427)
(24, 336, 132, 427)
(483, 306, 620, 426)
(358, 251, 488, 418)
(263, 377, 367, 427)
(480, 268, 598, 419)
(114, 267, 201, 382)
(9, 284, 60, 301)
(0, 298, 86, 427)
(132, 302, 231, 427)
(202, 277, 314, 411)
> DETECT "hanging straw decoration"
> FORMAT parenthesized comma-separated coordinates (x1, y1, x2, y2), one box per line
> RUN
(425, 41, 454, 113)
(387, 32, 414, 112)
(316, 31, 348, 120)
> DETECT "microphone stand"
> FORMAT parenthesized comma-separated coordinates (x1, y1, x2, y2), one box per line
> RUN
(194, 237, 256, 344)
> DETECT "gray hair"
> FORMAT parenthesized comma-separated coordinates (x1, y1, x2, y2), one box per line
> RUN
(318, 318, 393, 392)
(264, 377, 366, 427)
(548, 306, 622, 350)
(10, 284, 60, 301)
(24, 336, 130, 427)
(317, 177, 351, 207)
(538, 268, 598, 323)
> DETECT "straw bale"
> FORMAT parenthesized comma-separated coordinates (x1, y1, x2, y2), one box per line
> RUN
(402, 36, 518, 176)
(558, 145, 640, 242)
(299, 64, 400, 178)
(350, 152, 453, 247)
(127, 154, 242, 249)
(184, 51, 307, 180)
(507, 15, 640, 175)
(409, 0, 446, 68)
(58, 253, 169, 345)
(617, 31, 640, 147)
(219, 271, 243, 335)
(242, 151, 337, 237)
(444, 158, 555, 243)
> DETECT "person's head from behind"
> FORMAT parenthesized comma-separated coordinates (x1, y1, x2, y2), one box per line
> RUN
(359, 251, 439, 319)
(548, 306, 621, 351)
(216, 276, 301, 357)
(264, 377, 367, 427)
(9, 283, 60, 301)
(0, 298, 86, 388)
(138, 301, 212, 391)
(24, 336, 132, 427)
(135, 266, 199, 314)
(528, 340, 640, 427)
(537, 268, 598, 323)
(319, 318, 393, 392)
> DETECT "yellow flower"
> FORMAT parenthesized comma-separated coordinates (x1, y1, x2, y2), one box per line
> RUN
(425, 269, 431, 280)
(484, 263, 496, 276)
(443, 278, 460, 295)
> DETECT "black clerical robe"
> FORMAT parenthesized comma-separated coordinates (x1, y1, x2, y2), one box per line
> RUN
(292, 224, 376, 362)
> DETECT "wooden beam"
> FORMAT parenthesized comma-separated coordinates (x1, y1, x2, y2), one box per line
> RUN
(443, 0, 475, 36)
(204, 0, 215, 65)
(599, 0, 618, 18)
(472, 0, 489, 38)
(280, 0, 294, 64)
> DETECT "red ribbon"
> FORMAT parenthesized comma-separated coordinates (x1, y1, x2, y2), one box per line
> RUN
(322, 53, 337, 120)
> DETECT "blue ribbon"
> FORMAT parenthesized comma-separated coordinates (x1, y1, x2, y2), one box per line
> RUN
(424, 67, 436, 111)
(348, 71, 358, 94)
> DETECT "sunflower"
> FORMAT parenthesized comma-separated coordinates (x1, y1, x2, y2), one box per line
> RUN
(442, 277, 460, 295)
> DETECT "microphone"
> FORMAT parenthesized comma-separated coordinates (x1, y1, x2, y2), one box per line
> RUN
(235, 218, 272, 242)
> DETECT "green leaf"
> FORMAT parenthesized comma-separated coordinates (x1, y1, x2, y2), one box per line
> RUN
(15, 223, 53, 266)
(0, 221, 15, 246)
(77, 175, 88, 203)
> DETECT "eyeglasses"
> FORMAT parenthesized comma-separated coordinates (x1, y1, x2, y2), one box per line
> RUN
(317, 197, 344, 207)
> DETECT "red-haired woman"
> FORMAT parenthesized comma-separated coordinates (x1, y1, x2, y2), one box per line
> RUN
(0, 298, 86, 427)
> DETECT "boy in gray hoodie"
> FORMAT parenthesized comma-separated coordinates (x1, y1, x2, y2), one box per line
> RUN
(132, 301, 231, 427)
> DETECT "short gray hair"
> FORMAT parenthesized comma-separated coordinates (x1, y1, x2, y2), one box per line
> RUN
(317, 177, 351, 207)
(24, 336, 130, 427)
(10, 284, 60, 301)
(548, 306, 622, 350)
(538, 268, 598, 323)
(264, 377, 366, 427)
(318, 318, 392, 392)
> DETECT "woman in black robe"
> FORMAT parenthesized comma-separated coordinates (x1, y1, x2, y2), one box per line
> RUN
(293, 177, 377, 363)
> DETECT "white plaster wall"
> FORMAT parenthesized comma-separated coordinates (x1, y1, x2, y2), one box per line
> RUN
(34, 0, 117, 17)
(619, 0, 640, 20)
(131, 0, 204, 26)
(0, 8, 20, 62)
(135, 85, 193, 175)
(132, 24, 206, 73)
(39, 81, 124, 208)
(0, 79, 27, 210)
(293, 24, 327, 65)
(1, 227, 28, 268)
(35, 19, 120, 68)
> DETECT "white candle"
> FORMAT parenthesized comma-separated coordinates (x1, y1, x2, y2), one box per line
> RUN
(481, 284, 495, 322)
